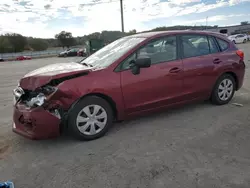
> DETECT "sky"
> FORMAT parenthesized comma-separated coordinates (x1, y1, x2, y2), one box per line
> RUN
(0, 0, 250, 38)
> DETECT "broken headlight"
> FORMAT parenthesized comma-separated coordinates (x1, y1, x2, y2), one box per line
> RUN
(41, 85, 58, 95)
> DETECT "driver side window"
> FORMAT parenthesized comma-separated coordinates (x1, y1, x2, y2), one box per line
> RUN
(120, 36, 177, 70)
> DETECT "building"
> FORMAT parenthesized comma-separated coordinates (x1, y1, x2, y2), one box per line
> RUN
(206, 23, 250, 35)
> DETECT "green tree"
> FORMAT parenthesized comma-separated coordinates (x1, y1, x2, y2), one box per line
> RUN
(127, 29, 137, 35)
(100, 31, 125, 43)
(0, 36, 13, 53)
(5, 33, 27, 52)
(28, 38, 48, 51)
(241, 21, 249, 25)
(55, 31, 76, 48)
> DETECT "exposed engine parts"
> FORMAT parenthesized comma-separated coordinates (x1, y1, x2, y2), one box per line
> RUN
(26, 93, 46, 107)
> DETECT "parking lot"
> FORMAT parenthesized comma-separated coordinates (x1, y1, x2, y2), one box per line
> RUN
(1, 43, 250, 188)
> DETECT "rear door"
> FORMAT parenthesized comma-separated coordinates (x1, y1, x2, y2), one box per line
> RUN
(180, 34, 221, 99)
(119, 35, 184, 114)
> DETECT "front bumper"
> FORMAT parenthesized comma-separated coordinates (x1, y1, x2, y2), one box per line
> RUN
(13, 103, 61, 140)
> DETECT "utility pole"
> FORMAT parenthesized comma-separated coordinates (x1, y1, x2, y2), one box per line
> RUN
(205, 16, 208, 30)
(120, 0, 124, 32)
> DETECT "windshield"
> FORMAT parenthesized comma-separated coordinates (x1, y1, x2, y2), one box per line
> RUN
(80, 37, 145, 68)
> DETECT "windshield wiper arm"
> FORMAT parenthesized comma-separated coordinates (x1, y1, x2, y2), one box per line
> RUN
(82, 62, 93, 67)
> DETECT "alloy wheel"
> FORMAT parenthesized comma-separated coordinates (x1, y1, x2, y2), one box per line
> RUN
(218, 78, 233, 101)
(76, 105, 108, 135)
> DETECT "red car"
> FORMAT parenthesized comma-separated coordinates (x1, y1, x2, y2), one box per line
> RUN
(77, 49, 87, 57)
(16, 56, 32, 61)
(13, 30, 245, 140)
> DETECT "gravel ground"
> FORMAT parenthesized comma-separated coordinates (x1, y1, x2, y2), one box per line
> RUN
(0, 43, 250, 188)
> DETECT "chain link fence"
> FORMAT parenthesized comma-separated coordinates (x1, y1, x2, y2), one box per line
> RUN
(0, 49, 65, 60)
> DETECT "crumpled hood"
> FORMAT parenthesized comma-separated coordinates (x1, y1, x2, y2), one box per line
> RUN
(19, 62, 92, 90)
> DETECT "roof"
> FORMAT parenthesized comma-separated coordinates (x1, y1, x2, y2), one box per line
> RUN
(127, 30, 225, 39)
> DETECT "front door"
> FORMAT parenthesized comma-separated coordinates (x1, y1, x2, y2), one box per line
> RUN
(119, 35, 184, 114)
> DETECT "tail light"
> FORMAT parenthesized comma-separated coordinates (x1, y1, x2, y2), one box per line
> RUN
(236, 50, 244, 61)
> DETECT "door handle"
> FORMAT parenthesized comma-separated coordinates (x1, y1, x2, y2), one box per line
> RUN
(169, 67, 181, 73)
(213, 58, 222, 64)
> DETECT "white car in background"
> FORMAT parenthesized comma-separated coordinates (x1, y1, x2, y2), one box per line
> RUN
(228, 34, 248, 44)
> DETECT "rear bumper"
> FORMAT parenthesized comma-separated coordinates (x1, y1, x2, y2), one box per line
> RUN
(13, 103, 61, 140)
(236, 61, 245, 90)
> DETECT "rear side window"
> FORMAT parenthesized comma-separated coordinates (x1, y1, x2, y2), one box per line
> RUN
(181, 35, 210, 58)
(208, 36, 219, 53)
(216, 38, 229, 51)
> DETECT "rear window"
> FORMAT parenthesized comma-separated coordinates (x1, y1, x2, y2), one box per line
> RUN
(216, 38, 229, 51)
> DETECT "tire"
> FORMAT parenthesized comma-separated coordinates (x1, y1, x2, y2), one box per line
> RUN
(233, 40, 236, 44)
(68, 96, 114, 141)
(243, 39, 246, 43)
(211, 74, 236, 105)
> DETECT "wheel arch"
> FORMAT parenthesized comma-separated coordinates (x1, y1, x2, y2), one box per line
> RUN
(83, 93, 118, 120)
(223, 71, 239, 90)
(210, 71, 239, 100)
(66, 92, 118, 121)
(210, 71, 237, 105)
(214, 71, 239, 91)
(61, 92, 118, 134)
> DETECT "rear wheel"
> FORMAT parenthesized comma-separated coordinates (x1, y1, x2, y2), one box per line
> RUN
(211, 74, 236, 105)
(243, 39, 247, 43)
(68, 96, 114, 140)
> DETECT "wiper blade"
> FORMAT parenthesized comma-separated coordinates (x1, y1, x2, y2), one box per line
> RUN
(82, 62, 93, 67)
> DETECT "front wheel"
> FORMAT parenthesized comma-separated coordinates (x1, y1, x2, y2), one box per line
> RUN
(211, 74, 236, 105)
(68, 96, 114, 141)
(243, 39, 247, 43)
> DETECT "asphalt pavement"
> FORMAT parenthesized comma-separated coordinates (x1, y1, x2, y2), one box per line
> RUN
(0, 43, 250, 188)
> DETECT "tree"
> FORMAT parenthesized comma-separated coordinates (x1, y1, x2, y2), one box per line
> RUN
(0, 36, 13, 53)
(126, 29, 137, 36)
(28, 38, 49, 51)
(241, 21, 249, 25)
(100, 31, 125, 43)
(55, 31, 76, 48)
(5, 33, 27, 52)
(87, 32, 101, 40)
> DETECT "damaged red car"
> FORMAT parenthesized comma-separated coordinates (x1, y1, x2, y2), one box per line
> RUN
(16, 56, 32, 61)
(13, 30, 245, 140)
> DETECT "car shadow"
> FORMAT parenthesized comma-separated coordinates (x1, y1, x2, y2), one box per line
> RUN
(10, 100, 217, 153)
(110, 101, 211, 133)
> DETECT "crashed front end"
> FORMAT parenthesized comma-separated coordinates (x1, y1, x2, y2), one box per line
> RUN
(13, 84, 65, 139)
(12, 62, 92, 139)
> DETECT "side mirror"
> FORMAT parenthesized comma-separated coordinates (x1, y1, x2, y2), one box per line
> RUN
(134, 56, 151, 68)
(130, 56, 151, 75)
